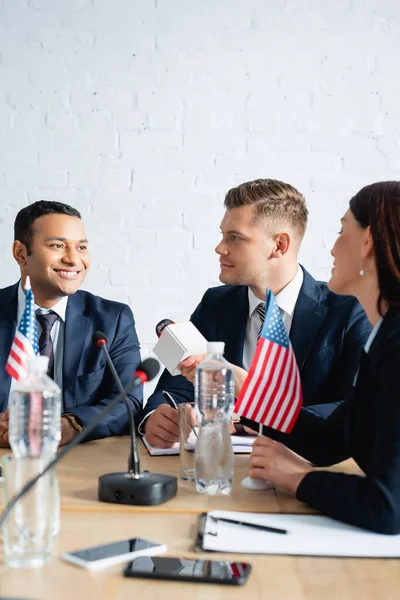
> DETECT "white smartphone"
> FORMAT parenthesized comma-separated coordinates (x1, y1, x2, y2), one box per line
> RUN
(61, 537, 166, 571)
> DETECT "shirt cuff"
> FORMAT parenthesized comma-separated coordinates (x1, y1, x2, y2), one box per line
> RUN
(137, 410, 156, 436)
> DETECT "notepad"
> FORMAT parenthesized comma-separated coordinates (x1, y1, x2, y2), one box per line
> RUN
(142, 434, 256, 456)
(196, 510, 400, 557)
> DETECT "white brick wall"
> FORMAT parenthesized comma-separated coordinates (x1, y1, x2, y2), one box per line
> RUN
(1, 0, 400, 357)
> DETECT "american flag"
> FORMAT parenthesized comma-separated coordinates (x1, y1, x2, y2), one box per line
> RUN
(234, 289, 302, 433)
(5, 277, 39, 381)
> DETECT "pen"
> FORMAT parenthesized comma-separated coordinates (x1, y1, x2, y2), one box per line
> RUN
(210, 516, 288, 535)
(163, 391, 198, 438)
(162, 390, 178, 409)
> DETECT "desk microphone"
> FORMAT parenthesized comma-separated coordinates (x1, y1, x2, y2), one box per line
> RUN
(92, 331, 178, 506)
(0, 358, 164, 529)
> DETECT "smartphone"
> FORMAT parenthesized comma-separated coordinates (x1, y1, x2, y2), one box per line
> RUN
(62, 537, 166, 571)
(124, 556, 251, 585)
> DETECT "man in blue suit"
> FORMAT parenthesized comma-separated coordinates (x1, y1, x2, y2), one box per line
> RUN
(0, 201, 142, 446)
(140, 179, 371, 448)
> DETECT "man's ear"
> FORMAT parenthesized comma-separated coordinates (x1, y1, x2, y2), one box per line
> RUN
(12, 241, 28, 266)
(271, 232, 291, 258)
(360, 226, 374, 260)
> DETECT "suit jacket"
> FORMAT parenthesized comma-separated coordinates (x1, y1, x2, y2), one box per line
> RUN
(141, 266, 371, 421)
(0, 283, 142, 441)
(246, 308, 400, 534)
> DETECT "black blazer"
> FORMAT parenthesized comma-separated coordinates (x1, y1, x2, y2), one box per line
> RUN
(0, 283, 142, 441)
(248, 308, 400, 534)
(141, 266, 371, 420)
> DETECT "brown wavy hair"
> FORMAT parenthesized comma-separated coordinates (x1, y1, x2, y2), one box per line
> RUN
(224, 179, 308, 245)
(350, 181, 400, 315)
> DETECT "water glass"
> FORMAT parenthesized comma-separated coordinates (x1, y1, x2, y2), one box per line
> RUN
(1, 454, 56, 568)
(178, 402, 197, 481)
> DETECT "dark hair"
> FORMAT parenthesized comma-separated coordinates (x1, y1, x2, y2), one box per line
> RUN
(14, 200, 81, 254)
(350, 181, 400, 315)
(224, 179, 308, 243)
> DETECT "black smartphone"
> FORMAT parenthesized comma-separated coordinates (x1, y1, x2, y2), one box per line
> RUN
(124, 556, 251, 585)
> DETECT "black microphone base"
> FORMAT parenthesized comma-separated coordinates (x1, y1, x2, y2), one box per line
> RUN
(98, 471, 178, 506)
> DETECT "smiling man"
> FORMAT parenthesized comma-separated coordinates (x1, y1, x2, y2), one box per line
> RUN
(140, 178, 371, 448)
(0, 201, 142, 447)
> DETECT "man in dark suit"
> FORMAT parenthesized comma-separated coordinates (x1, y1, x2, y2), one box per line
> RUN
(0, 200, 142, 446)
(140, 179, 371, 448)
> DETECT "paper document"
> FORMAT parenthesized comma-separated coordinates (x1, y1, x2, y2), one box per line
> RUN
(142, 433, 256, 456)
(197, 510, 400, 557)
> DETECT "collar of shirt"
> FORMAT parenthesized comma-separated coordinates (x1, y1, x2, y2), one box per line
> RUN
(247, 265, 304, 318)
(364, 317, 383, 354)
(17, 282, 68, 322)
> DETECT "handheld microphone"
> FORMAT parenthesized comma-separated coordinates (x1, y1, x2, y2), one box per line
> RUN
(153, 318, 207, 375)
(92, 331, 139, 477)
(0, 358, 164, 528)
(155, 319, 174, 338)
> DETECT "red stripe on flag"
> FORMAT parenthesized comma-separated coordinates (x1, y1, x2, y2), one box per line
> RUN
(235, 340, 273, 415)
(263, 351, 294, 429)
(268, 350, 297, 428)
(9, 347, 24, 368)
(243, 341, 276, 417)
(250, 344, 284, 421)
(5, 362, 20, 381)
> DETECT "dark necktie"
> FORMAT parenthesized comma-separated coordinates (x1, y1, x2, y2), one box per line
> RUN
(256, 303, 266, 339)
(36, 311, 58, 379)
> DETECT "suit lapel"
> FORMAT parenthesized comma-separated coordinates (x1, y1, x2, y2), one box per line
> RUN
(220, 287, 248, 368)
(290, 268, 329, 371)
(63, 293, 89, 412)
(0, 283, 19, 411)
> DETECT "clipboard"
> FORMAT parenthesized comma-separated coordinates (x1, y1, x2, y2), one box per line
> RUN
(195, 510, 400, 557)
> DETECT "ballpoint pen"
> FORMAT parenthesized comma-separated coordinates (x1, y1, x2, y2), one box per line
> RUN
(162, 391, 198, 438)
(210, 515, 288, 535)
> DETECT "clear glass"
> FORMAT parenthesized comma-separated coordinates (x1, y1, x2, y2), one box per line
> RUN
(1, 454, 56, 568)
(178, 402, 197, 481)
(194, 347, 235, 495)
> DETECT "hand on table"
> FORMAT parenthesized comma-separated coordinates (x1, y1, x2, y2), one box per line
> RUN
(60, 416, 79, 446)
(249, 436, 313, 495)
(0, 409, 10, 447)
(144, 404, 180, 448)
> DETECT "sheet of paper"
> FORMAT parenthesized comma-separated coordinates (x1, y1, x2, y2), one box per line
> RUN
(200, 510, 400, 557)
(142, 435, 256, 456)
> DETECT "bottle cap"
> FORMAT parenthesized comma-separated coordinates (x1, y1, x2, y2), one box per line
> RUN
(27, 355, 49, 372)
(207, 342, 225, 354)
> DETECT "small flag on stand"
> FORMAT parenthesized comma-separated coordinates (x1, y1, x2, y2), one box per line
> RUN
(234, 289, 302, 433)
(5, 276, 39, 381)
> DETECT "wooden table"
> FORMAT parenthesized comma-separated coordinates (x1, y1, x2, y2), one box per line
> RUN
(1, 438, 396, 600)
(0, 437, 364, 514)
(1, 511, 400, 600)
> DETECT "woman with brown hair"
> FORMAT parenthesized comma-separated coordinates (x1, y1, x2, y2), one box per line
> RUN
(246, 181, 400, 533)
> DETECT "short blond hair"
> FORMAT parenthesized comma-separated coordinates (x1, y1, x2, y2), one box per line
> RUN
(224, 179, 308, 240)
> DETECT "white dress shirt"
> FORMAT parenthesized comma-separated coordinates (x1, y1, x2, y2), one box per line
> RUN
(7, 283, 68, 407)
(242, 266, 304, 370)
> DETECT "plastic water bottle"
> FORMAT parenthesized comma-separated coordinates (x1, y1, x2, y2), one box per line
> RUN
(194, 342, 235, 495)
(9, 355, 62, 458)
(9, 355, 62, 538)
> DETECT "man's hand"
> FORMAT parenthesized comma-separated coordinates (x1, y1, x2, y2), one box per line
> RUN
(230, 364, 248, 398)
(60, 416, 79, 446)
(0, 409, 10, 448)
(179, 354, 206, 384)
(144, 404, 179, 448)
(249, 436, 313, 495)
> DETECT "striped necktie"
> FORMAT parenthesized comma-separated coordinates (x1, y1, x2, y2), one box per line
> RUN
(256, 303, 266, 339)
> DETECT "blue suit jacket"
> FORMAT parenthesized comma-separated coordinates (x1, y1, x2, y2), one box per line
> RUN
(0, 283, 142, 441)
(141, 267, 371, 421)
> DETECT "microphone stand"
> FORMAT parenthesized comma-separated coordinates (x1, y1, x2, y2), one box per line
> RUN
(96, 340, 139, 477)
